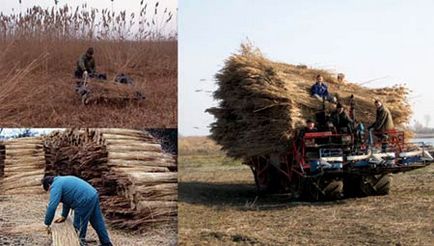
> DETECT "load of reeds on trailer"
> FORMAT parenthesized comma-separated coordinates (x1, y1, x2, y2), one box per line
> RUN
(207, 44, 412, 159)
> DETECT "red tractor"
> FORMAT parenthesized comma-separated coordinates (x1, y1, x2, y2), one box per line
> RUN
(246, 128, 433, 200)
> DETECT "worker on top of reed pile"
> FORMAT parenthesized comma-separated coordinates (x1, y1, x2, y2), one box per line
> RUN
(42, 175, 113, 246)
(75, 47, 96, 79)
(330, 103, 353, 134)
(311, 74, 337, 103)
(368, 99, 395, 132)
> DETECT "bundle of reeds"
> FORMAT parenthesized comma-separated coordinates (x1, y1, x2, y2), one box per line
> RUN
(42, 128, 177, 230)
(0, 142, 5, 177)
(1, 137, 45, 194)
(51, 218, 80, 246)
(207, 44, 412, 159)
(98, 128, 177, 229)
(84, 80, 144, 104)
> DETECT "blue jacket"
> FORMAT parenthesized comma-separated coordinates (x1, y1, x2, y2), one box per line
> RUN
(311, 82, 329, 98)
(44, 176, 98, 226)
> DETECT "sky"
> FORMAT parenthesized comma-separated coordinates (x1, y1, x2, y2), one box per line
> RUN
(179, 0, 434, 136)
(0, 128, 61, 139)
(1, 0, 177, 33)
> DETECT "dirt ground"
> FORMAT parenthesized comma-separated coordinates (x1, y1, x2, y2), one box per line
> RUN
(0, 194, 177, 246)
(178, 137, 434, 246)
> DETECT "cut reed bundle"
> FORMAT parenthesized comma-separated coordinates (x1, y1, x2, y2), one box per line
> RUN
(208, 44, 412, 159)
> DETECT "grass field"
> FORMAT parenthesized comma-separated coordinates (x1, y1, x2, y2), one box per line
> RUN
(0, 194, 177, 245)
(179, 136, 434, 245)
(0, 4, 177, 128)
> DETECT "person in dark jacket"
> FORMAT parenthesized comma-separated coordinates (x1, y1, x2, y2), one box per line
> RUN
(42, 176, 112, 246)
(330, 103, 353, 133)
(75, 47, 96, 79)
(368, 100, 394, 131)
(310, 75, 337, 103)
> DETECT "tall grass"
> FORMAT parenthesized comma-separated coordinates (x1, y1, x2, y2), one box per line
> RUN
(0, 2, 177, 127)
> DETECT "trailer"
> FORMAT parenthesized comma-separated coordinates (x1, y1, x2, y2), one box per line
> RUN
(246, 129, 433, 200)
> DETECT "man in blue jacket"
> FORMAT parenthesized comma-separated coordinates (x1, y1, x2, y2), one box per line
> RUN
(42, 175, 112, 246)
(311, 74, 336, 103)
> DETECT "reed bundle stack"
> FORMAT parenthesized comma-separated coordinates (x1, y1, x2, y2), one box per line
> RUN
(207, 44, 412, 159)
(43, 128, 177, 230)
(1, 137, 45, 194)
(0, 142, 4, 177)
(0, 128, 177, 231)
(84, 80, 144, 104)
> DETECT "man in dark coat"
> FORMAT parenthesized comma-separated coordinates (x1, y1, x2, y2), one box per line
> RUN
(330, 103, 353, 133)
(75, 47, 96, 79)
(369, 100, 394, 131)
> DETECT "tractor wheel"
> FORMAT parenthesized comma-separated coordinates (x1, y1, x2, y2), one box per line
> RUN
(304, 179, 344, 201)
(359, 174, 392, 196)
(322, 180, 344, 200)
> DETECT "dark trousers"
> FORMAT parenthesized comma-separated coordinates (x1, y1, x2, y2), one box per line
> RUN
(73, 195, 112, 246)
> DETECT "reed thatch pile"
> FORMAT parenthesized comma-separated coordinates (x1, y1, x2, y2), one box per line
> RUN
(207, 44, 412, 159)
(84, 80, 144, 104)
(1, 137, 45, 194)
(42, 128, 177, 230)
(0, 128, 177, 231)
(0, 142, 5, 177)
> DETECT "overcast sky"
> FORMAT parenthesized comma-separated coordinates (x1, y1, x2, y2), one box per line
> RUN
(1, 0, 177, 33)
(180, 0, 434, 136)
(0, 128, 61, 139)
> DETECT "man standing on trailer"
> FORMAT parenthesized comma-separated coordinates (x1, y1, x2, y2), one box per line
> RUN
(41, 175, 113, 246)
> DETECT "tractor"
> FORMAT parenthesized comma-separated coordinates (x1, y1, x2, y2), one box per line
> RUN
(245, 99, 433, 200)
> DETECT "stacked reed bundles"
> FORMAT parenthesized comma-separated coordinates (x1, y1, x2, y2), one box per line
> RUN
(43, 128, 177, 231)
(85, 81, 144, 104)
(1, 137, 45, 194)
(51, 218, 80, 246)
(99, 128, 177, 229)
(0, 142, 4, 177)
(207, 44, 412, 159)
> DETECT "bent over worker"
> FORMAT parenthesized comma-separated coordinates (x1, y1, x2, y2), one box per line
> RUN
(42, 175, 112, 246)
(75, 47, 96, 79)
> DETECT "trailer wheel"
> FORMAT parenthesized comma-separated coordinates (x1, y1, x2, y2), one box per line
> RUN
(360, 174, 392, 196)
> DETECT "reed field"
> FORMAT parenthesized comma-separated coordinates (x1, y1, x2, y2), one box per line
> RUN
(0, 2, 177, 128)
(178, 136, 434, 245)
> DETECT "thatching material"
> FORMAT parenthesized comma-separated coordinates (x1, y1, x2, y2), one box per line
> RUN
(0, 128, 177, 232)
(51, 218, 80, 246)
(84, 81, 144, 104)
(0, 143, 5, 177)
(1, 137, 45, 194)
(42, 128, 177, 231)
(207, 44, 412, 159)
